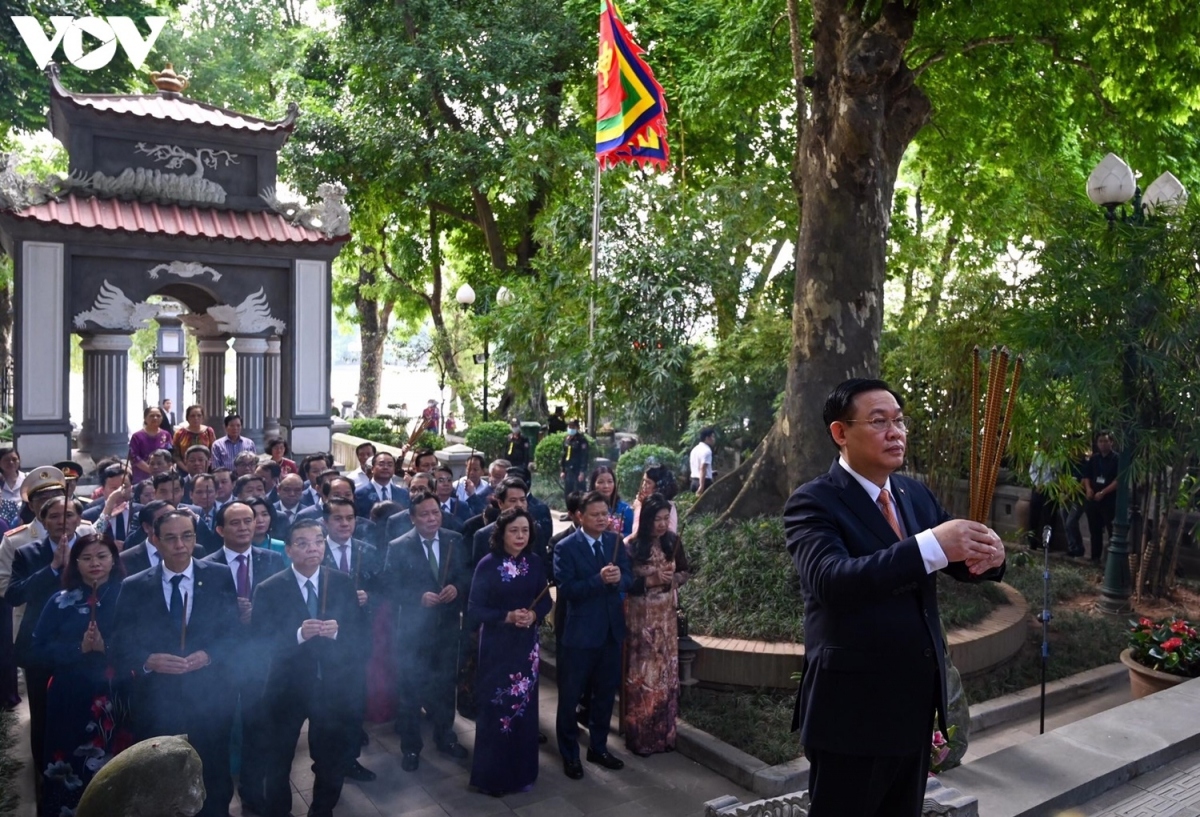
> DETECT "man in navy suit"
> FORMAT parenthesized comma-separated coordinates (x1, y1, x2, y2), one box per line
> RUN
(111, 511, 242, 817)
(82, 464, 138, 545)
(252, 519, 368, 817)
(432, 465, 471, 523)
(785, 379, 1006, 817)
(554, 490, 632, 780)
(381, 491, 469, 772)
(297, 454, 331, 508)
(272, 473, 305, 541)
(188, 474, 224, 554)
(120, 501, 206, 574)
(202, 501, 287, 812)
(354, 451, 408, 519)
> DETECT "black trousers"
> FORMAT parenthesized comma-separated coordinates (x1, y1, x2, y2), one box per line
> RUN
(1086, 494, 1117, 561)
(237, 678, 271, 807)
(264, 688, 353, 817)
(23, 666, 49, 775)
(556, 636, 621, 761)
(395, 630, 459, 754)
(806, 746, 931, 817)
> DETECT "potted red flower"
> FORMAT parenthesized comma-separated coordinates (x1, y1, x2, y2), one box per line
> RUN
(1122, 616, 1200, 698)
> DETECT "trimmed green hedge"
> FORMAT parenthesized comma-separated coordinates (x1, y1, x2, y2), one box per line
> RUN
(534, 431, 596, 480)
(615, 444, 683, 498)
(464, 421, 512, 461)
(348, 417, 397, 446)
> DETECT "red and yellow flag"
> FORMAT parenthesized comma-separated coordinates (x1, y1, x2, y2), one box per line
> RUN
(595, 0, 669, 170)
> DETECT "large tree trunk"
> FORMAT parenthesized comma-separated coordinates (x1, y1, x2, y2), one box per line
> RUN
(354, 265, 391, 417)
(692, 0, 930, 521)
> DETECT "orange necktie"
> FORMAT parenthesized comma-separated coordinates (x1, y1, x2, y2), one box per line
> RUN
(878, 488, 903, 540)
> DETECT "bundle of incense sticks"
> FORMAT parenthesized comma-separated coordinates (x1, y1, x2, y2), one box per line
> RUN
(969, 345, 1024, 524)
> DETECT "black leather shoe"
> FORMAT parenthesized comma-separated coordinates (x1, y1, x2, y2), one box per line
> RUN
(437, 741, 468, 759)
(401, 752, 420, 772)
(239, 797, 268, 816)
(345, 760, 376, 782)
(563, 758, 584, 779)
(586, 749, 624, 770)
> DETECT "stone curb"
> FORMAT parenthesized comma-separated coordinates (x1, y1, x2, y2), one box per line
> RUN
(967, 661, 1126, 734)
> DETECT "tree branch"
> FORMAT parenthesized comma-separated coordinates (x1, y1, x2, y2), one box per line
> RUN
(430, 200, 479, 228)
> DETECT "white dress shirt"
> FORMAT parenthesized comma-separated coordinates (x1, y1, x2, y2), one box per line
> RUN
(292, 566, 335, 642)
(0, 471, 25, 503)
(161, 559, 195, 623)
(222, 546, 254, 588)
(418, 532, 442, 571)
(838, 456, 946, 574)
(346, 469, 370, 490)
(145, 541, 163, 569)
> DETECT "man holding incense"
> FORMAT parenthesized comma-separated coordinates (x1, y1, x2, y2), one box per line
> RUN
(784, 379, 1006, 817)
(112, 510, 240, 817)
(382, 489, 470, 771)
(252, 518, 367, 817)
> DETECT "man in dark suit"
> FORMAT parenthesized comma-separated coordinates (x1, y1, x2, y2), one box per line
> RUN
(472, 477, 548, 569)
(505, 467, 552, 565)
(252, 519, 368, 817)
(353, 452, 407, 519)
(554, 492, 631, 779)
(272, 473, 305, 542)
(297, 454, 332, 508)
(381, 490, 469, 772)
(120, 501, 205, 574)
(82, 464, 139, 546)
(202, 501, 286, 812)
(320, 497, 382, 782)
(784, 379, 1006, 817)
(7, 495, 83, 773)
(384, 472, 436, 542)
(111, 511, 242, 817)
(432, 465, 471, 524)
(188, 473, 224, 554)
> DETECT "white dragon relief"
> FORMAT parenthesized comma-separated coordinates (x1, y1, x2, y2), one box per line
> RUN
(206, 287, 287, 335)
(73, 281, 159, 330)
(148, 261, 222, 282)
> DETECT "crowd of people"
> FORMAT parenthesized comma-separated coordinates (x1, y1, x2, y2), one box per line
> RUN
(0, 404, 693, 817)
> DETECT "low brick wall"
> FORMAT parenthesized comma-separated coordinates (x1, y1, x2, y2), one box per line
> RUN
(691, 582, 1029, 688)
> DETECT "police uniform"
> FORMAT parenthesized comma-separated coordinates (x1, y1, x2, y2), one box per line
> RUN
(560, 431, 590, 500)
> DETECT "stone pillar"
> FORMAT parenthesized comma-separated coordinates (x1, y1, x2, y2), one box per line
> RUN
(77, 334, 133, 459)
(197, 337, 229, 429)
(264, 335, 282, 442)
(12, 240, 72, 464)
(153, 311, 187, 417)
(233, 337, 269, 450)
(286, 259, 332, 455)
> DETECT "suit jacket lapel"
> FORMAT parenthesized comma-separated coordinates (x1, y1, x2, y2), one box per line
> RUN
(830, 462, 899, 549)
(891, 481, 919, 540)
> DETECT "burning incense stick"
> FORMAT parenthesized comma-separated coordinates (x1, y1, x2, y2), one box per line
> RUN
(530, 583, 551, 609)
(969, 346, 1024, 523)
(439, 538, 455, 587)
(180, 592, 188, 652)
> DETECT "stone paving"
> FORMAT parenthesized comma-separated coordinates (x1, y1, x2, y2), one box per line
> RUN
(1070, 748, 1200, 817)
(10, 676, 754, 817)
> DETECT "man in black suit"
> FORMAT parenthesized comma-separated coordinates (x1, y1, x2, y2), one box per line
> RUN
(432, 465, 471, 524)
(188, 473, 224, 554)
(252, 520, 368, 817)
(553, 491, 632, 780)
(111, 511, 242, 817)
(212, 467, 236, 515)
(297, 454, 331, 508)
(383, 472, 439, 542)
(320, 497, 381, 782)
(381, 490, 469, 771)
(255, 460, 281, 505)
(7, 495, 83, 773)
(82, 464, 138, 546)
(784, 379, 1006, 817)
(120, 501, 204, 573)
(272, 473, 305, 541)
(180, 444, 213, 503)
(353, 452, 407, 519)
(202, 501, 287, 812)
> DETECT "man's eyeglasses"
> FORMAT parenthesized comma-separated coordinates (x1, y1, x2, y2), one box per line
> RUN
(843, 417, 912, 434)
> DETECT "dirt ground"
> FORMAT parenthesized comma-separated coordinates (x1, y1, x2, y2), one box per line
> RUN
(1060, 579, 1200, 620)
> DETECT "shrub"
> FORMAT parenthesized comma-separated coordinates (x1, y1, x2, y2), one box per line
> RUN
(348, 417, 397, 447)
(678, 514, 803, 642)
(616, 444, 683, 499)
(411, 431, 446, 453)
(534, 431, 596, 481)
(464, 421, 512, 462)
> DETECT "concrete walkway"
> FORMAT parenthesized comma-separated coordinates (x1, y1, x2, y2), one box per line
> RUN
(8, 674, 754, 817)
(1073, 747, 1200, 816)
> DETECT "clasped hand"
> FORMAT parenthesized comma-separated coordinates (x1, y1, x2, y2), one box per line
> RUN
(146, 650, 211, 674)
(932, 519, 1006, 575)
(420, 586, 458, 607)
(300, 619, 339, 641)
(507, 608, 536, 628)
(81, 621, 105, 653)
(599, 564, 621, 585)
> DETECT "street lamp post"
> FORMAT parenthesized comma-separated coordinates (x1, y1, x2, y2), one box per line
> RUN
(1085, 153, 1188, 614)
(456, 284, 513, 424)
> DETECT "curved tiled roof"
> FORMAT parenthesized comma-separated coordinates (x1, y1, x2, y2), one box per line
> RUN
(7, 194, 346, 245)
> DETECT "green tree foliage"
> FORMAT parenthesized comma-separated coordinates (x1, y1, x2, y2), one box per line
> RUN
(463, 421, 511, 463)
(533, 431, 595, 483)
(615, 444, 683, 500)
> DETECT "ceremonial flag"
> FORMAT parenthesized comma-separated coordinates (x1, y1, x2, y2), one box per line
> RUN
(595, 0, 669, 170)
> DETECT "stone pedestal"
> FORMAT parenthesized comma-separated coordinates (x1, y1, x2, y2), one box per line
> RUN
(197, 337, 229, 428)
(78, 334, 133, 458)
(153, 312, 187, 416)
(264, 335, 282, 441)
(233, 337, 269, 449)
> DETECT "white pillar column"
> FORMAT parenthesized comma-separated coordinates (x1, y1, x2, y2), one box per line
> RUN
(78, 334, 133, 458)
(197, 337, 229, 429)
(13, 241, 71, 464)
(287, 260, 332, 455)
(264, 335, 282, 441)
(233, 336, 269, 450)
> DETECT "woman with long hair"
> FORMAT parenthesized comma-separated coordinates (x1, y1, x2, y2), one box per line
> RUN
(171, 405, 216, 466)
(588, 465, 633, 536)
(468, 507, 553, 796)
(622, 493, 690, 755)
(129, 406, 172, 483)
(30, 533, 130, 815)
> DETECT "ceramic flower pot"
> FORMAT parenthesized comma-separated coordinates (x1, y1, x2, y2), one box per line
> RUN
(1121, 647, 1189, 699)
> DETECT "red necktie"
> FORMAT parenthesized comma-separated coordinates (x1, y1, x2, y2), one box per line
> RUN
(878, 489, 903, 540)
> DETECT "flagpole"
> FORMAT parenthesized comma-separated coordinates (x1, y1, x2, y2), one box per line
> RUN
(587, 159, 601, 434)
